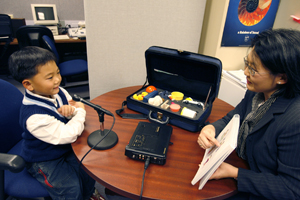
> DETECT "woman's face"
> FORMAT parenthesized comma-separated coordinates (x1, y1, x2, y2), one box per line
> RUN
(244, 50, 283, 100)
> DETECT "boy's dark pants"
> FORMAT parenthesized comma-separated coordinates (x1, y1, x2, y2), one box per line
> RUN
(26, 151, 95, 200)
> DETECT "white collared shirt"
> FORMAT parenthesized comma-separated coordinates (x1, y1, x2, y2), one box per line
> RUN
(25, 88, 86, 145)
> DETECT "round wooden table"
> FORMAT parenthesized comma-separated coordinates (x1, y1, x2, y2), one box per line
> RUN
(72, 86, 248, 200)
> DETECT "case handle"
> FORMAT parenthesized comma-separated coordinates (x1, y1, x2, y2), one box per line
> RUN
(148, 110, 170, 125)
(116, 101, 148, 119)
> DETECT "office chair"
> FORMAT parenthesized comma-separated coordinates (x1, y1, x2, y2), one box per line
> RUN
(16, 25, 88, 89)
(0, 14, 13, 60)
(0, 79, 51, 200)
(16, 25, 54, 49)
(42, 35, 88, 87)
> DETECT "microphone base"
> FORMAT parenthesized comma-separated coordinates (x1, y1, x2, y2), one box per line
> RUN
(87, 129, 118, 150)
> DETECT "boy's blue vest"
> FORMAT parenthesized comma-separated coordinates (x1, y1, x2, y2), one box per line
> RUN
(20, 89, 72, 163)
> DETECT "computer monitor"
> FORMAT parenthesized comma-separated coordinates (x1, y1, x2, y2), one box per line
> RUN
(31, 4, 58, 25)
(31, 4, 59, 35)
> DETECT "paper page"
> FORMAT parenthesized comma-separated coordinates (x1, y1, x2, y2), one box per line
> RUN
(222, 70, 247, 88)
(227, 70, 246, 85)
(191, 114, 240, 187)
(198, 152, 231, 190)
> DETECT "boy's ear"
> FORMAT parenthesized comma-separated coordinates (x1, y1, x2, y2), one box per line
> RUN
(22, 79, 34, 91)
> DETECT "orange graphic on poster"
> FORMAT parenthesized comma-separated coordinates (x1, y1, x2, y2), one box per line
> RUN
(238, 0, 272, 26)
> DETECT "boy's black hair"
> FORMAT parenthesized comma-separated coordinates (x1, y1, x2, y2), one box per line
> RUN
(251, 28, 300, 98)
(8, 46, 57, 83)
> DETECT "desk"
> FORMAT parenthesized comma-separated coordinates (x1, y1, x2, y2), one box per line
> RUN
(1, 37, 86, 56)
(71, 86, 248, 200)
(0, 37, 86, 46)
(0, 37, 86, 74)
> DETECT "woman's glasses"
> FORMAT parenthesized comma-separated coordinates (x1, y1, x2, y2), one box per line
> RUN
(244, 56, 270, 76)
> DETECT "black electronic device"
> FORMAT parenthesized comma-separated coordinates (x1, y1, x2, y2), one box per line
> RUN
(125, 122, 172, 165)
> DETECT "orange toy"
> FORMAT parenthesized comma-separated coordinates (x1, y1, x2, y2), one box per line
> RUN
(146, 86, 157, 93)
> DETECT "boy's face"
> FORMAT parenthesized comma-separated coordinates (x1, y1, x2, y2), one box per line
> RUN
(22, 61, 62, 98)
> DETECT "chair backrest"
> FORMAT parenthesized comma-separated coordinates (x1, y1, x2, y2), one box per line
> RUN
(16, 25, 54, 49)
(0, 14, 13, 42)
(0, 79, 24, 153)
(0, 14, 14, 59)
(42, 35, 60, 63)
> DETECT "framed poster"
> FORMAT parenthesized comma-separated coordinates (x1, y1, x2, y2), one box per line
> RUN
(221, 0, 280, 47)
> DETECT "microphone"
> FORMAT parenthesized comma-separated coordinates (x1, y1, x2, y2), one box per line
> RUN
(73, 94, 118, 150)
(73, 94, 113, 116)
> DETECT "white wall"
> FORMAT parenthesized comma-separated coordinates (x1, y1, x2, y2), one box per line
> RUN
(84, 0, 207, 99)
(272, 0, 300, 29)
(199, 0, 249, 71)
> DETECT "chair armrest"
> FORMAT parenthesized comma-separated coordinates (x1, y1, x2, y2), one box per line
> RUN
(0, 153, 25, 173)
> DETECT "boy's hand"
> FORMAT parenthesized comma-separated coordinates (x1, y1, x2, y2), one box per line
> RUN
(69, 100, 85, 110)
(57, 105, 75, 117)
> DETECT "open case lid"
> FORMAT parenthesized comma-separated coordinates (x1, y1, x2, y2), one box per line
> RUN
(145, 46, 222, 103)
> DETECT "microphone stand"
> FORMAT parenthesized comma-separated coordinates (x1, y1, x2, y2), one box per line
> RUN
(87, 107, 118, 150)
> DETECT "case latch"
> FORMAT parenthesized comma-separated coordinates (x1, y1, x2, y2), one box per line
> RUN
(148, 110, 169, 125)
(157, 112, 163, 120)
(177, 49, 190, 55)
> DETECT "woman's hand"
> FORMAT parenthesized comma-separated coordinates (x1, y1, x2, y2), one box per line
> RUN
(198, 124, 220, 149)
(209, 162, 238, 180)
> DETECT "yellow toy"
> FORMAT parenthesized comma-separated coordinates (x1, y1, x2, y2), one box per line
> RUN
(133, 92, 148, 101)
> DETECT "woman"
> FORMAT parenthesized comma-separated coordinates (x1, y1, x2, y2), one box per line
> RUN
(198, 29, 300, 200)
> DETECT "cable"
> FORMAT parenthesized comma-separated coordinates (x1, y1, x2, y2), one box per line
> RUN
(79, 114, 116, 166)
(139, 157, 151, 200)
(77, 112, 115, 196)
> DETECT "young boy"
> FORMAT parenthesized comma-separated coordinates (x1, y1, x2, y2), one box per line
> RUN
(9, 46, 104, 200)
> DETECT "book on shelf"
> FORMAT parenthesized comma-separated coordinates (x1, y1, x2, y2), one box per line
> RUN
(191, 114, 240, 190)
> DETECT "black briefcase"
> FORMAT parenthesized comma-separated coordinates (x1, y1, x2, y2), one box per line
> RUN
(117, 46, 222, 132)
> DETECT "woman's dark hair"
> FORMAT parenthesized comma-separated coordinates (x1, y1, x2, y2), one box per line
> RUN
(8, 46, 57, 83)
(251, 28, 300, 98)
